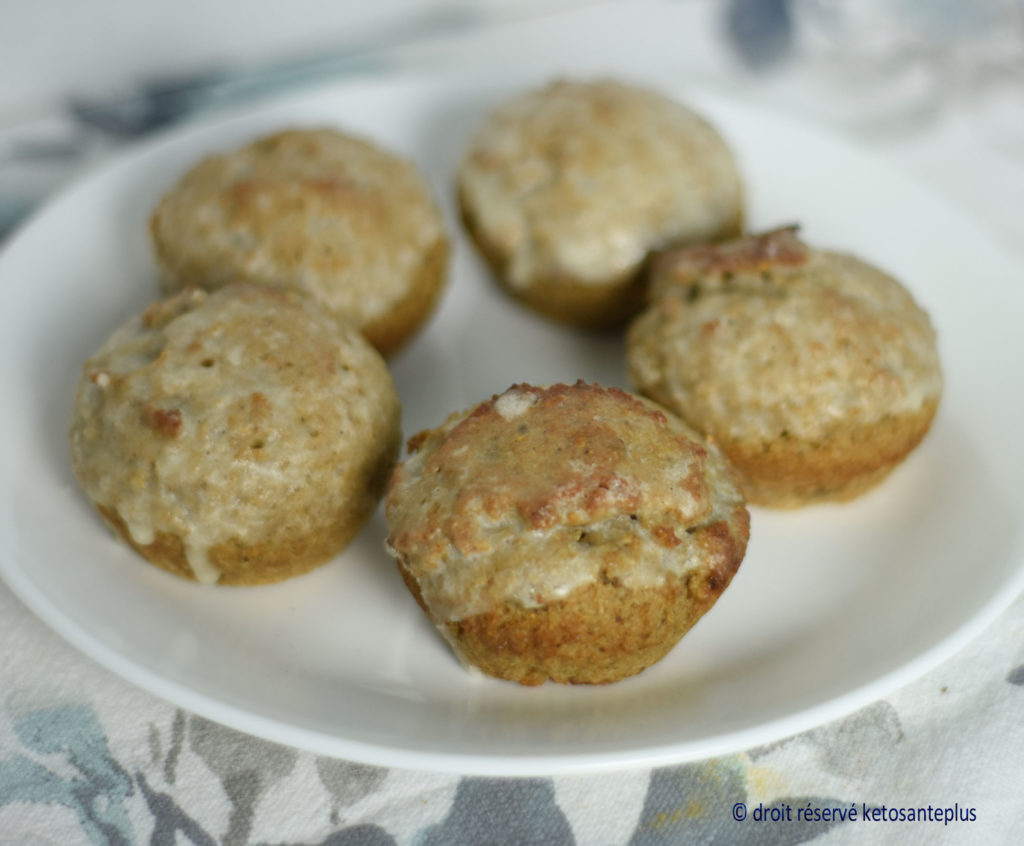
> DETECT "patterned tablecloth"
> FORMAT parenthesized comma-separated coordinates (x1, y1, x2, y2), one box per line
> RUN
(2, 2, 1023, 843)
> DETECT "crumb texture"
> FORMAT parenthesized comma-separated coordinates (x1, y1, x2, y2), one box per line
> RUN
(386, 382, 749, 684)
(457, 79, 743, 323)
(70, 284, 401, 584)
(151, 128, 448, 354)
(628, 228, 943, 505)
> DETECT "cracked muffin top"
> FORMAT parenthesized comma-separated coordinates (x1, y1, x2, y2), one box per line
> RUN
(385, 381, 748, 622)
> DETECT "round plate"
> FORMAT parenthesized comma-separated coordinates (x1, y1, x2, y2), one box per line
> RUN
(1, 75, 1022, 775)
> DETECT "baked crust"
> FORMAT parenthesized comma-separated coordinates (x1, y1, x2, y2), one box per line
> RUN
(628, 228, 943, 506)
(360, 236, 449, 356)
(70, 284, 401, 585)
(457, 80, 744, 327)
(98, 492, 392, 586)
(460, 187, 741, 328)
(150, 128, 449, 356)
(385, 382, 749, 685)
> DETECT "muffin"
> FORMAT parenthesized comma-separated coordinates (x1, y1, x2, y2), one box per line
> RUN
(457, 79, 744, 328)
(150, 128, 449, 356)
(384, 382, 749, 685)
(627, 227, 943, 507)
(70, 284, 401, 585)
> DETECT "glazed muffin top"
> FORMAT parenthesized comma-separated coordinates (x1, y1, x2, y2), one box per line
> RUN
(385, 382, 747, 622)
(150, 128, 447, 339)
(628, 227, 943, 445)
(457, 79, 743, 290)
(70, 284, 400, 583)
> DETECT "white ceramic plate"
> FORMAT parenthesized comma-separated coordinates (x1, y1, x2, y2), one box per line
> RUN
(2, 75, 1022, 776)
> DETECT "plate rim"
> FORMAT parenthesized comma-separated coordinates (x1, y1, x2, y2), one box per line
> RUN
(3, 538, 1023, 776)
(2, 70, 1023, 776)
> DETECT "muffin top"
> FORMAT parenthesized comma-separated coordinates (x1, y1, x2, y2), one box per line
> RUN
(70, 284, 400, 583)
(385, 382, 747, 622)
(628, 228, 943, 444)
(150, 128, 446, 333)
(457, 79, 743, 290)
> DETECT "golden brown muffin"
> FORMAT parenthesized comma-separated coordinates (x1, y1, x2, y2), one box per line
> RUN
(70, 284, 401, 585)
(150, 128, 449, 356)
(627, 227, 943, 507)
(457, 79, 744, 328)
(385, 382, 749, 685)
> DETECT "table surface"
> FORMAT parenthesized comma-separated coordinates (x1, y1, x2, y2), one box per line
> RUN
(2, 2, 1023, 843)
